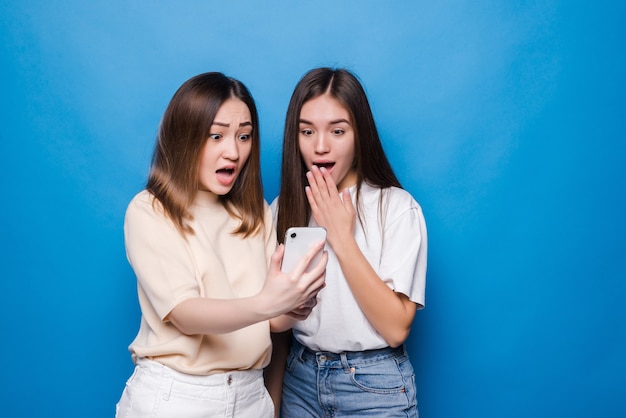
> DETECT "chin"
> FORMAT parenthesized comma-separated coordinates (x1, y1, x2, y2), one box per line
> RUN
(206, 185, 233, 196)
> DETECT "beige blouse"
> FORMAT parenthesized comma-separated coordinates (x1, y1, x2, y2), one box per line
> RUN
(124, 190, 276, 375)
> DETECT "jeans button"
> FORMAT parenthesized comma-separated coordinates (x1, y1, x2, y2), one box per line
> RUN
(319, 355, 326, 362)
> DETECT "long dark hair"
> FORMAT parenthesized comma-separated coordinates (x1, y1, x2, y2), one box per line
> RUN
(276, 67, 400, 243)
(147, 72, 264, 237)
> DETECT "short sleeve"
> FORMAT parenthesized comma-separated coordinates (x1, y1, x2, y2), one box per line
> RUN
(124, 191, 200, 320)
(378, 199, 428, 309)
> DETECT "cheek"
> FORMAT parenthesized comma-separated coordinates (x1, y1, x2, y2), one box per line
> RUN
(198, 155, 211, 174)
(338, 143, 356, 166)
(240, 142, 253, 163)
(197, 148, 214, 185)
(197, 168, 209, 190)
(199, 143, 213, 166)
(298, 140, 313, 161)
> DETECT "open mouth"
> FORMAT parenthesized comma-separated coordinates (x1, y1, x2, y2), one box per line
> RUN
(216, 168, 235, 176)
(313, 162, 335, 170)
(215, 167, 237, 186)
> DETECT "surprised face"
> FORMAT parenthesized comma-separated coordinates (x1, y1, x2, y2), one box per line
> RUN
(298, 94, 357, 191)
(198, 99, 253, 196)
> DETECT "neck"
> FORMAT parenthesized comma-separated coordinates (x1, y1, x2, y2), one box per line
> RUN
(195, 189, 220, 206)
(337, 170, 358, 191)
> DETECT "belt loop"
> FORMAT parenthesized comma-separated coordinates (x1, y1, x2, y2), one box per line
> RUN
(340, 352, 350, 372)
(295, 340, 306, 362)
(161, 379, 173, 401)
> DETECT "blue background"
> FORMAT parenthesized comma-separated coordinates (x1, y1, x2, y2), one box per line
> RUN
(1, 1, 625, 417)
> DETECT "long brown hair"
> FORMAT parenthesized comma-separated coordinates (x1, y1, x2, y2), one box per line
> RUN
(147, 72, 264, 237)
(276, 68, 401, 243)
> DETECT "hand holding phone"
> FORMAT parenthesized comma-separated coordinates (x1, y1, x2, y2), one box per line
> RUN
(281, 227, 327, 273)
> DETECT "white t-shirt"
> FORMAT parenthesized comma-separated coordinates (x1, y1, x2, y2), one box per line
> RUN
(271, 182, 427, 352)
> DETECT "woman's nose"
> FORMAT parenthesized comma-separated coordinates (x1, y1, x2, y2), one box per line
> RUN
(314, 133, 329, 153)
(223, 137, 240, 159)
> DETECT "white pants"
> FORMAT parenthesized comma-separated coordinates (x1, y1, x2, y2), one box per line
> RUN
(116, 358, 274, 418)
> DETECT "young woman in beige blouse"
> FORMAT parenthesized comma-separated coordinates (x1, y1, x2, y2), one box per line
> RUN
(115, 72, 327, 418)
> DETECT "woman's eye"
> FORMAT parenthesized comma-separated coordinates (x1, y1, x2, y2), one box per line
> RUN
(332, 129, 345, 135)
(238, 133, 251, 141)
(209, 133, 222, 140)
(300, 129, 313, 136)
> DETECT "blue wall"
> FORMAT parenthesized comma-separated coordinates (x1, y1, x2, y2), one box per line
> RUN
(2, 1, 624, 417)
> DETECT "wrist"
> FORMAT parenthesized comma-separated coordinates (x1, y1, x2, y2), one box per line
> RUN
(331, 234, 358, 259)
(250, 293, 278, 322)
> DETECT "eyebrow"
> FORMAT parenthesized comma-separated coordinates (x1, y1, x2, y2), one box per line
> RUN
(299, 118, 351, 125)
(212, 121, 253, 127)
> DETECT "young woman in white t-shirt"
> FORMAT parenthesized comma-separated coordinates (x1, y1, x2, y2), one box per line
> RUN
(267, 68, 428, 417)
(115, 72, 327, 418)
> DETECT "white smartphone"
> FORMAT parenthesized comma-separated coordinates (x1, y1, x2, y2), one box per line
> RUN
(281, 227, 327, 273)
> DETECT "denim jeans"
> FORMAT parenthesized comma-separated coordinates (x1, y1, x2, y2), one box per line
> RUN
(281, 339, 418, 417)
(116, 358, 274, 418)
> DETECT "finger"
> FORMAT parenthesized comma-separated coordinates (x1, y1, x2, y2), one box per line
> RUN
(305, 278, 326, 302)
(319, 166, 340, 199)
(301, 297, 318, 309)
(306, 170, 323, 204)
(302, 253, 328, 294)
(305, 186, 318, 213)
(293, 304, 313, 314)
(310, 165, 331, 199)
(269, 244, 285, 275)
(285, 311, 307, 321)
(306, 250, 328, 278)
(287, 240, 326, 278)
(341, 189, 355, 215)
(296, 254, 326, 289)
(289, 305, 313, 319)
(293, 305, 315, 319)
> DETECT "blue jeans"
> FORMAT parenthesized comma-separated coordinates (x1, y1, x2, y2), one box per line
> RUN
(281, 339, 418, 417)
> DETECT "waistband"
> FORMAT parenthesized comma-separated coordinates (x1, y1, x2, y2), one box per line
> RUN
(292, 338, 407, 368)
(135, 357, 262, 387)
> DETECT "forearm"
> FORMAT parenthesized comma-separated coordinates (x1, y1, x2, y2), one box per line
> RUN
(168, 296, 277, 336)
(334, 238, 416, 347)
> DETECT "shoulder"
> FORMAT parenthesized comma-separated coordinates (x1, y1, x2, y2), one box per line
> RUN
(126, 189, 156, 211)
(360, 183, 426, 230)
(128, 189, 151, 204)
(362, 183, 422, 212)
(388, 187, 422, 212)
(125, 190, 168, 227)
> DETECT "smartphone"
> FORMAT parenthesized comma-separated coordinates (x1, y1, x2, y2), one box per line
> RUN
(281, 227, 327, 273)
